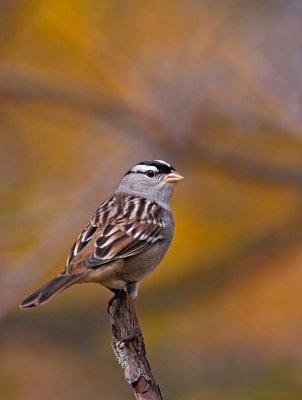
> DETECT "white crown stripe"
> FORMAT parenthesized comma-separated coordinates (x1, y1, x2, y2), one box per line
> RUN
(131, 165, 158, 173)
(154, 160, 171, 167)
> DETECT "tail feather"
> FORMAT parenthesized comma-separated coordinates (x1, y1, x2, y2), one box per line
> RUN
(20, 274, 83, 309)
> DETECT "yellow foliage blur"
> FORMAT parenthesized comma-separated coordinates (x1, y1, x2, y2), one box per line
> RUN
(1, 1, 302, 399)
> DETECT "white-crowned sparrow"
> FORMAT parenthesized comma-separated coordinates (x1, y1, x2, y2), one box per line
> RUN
(20, 160, 184, 309)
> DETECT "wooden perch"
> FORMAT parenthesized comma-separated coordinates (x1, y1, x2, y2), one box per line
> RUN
(108, 290, 163, 400)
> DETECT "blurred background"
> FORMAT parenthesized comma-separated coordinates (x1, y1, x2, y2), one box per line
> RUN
(1, 0, 302, 399)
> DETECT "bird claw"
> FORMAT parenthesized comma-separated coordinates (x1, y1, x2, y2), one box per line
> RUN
(117, 327, 146, 355)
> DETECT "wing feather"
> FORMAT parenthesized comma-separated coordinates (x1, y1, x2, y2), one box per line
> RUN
(65, 194, 165, 270)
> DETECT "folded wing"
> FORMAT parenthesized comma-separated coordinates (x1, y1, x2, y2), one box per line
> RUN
(64, 194, 165, 270)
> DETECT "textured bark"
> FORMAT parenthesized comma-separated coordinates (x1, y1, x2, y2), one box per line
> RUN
(108, 290, 163, 400)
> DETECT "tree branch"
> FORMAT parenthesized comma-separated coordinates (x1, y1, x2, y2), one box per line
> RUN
(108, 290, 163, 400)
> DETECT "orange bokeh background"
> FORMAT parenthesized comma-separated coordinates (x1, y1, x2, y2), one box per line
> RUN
(1, 1, 302, 399)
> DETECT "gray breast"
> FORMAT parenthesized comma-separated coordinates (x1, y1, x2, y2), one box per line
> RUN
(121, 208, 174, 282)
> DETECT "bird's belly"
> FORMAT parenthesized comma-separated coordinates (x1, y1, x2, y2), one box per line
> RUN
(82, 260, 127, 289)
(83, 241, 170, 289)
(122, 241, 169, 281)
(99, 278, 127, 289)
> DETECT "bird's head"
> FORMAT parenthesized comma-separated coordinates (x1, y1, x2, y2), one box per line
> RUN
(116, 160, 184, 206)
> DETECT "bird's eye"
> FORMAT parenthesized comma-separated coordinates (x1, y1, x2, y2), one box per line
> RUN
(146, 170, 155, 178)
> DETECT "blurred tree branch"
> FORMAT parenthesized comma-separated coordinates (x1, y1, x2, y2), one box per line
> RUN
(2, 64, 302, 188)
(197, 143, 302, 188)
(108, 290, 163, 400)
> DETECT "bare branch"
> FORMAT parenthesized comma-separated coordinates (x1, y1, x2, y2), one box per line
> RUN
(108, 290, 163, 400)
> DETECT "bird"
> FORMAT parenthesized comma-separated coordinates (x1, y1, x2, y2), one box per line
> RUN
(20, 160, 184, 310)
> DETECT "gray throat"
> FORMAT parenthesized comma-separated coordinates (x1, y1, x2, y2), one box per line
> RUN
(115, 181, 174, 210)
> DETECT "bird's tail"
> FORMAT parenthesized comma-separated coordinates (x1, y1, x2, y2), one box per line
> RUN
(20, 274, 83, 309)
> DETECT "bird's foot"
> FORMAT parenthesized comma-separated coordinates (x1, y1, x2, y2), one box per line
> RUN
(117, 327, 146, 355)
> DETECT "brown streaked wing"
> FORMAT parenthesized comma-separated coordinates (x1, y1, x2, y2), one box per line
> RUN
(64, 194, 165, 270)
(64, 195, 117, 267)
(83, 220, 164, 268)
(65, 223, 98, 266)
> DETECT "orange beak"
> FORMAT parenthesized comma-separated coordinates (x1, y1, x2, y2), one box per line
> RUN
(165, 171, 184, 183)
